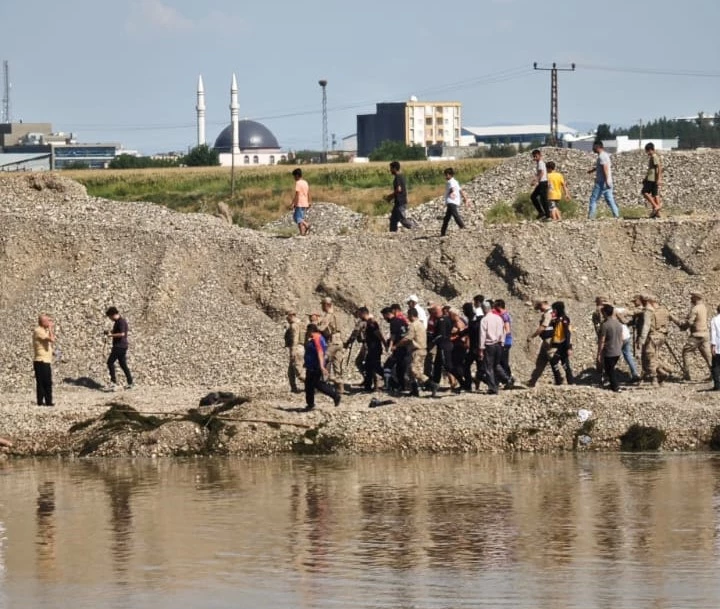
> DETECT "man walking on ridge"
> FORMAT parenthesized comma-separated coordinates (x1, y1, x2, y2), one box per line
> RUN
(105, 306, 134, 390)
(530, 149, 550, 220)
(440, 167, 469, 236)
(291, 168, 311, 236)
(587, 140, 620, 219)
(386, 161, 415, 232)
(642, 142, 663, 218)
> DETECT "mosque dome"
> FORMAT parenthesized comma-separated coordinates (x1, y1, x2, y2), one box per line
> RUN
(213, 120, 280, 151)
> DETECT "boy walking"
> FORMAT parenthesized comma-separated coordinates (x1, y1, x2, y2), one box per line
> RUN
(530, 149, 550, 220)
(642, 142, 663, 218)
(33, 314, 56, 406)
(105, 306, 134, 389)
(440, 167, 469, 236)
(291, 168, 311, 235)
(546, 161, 570, 221)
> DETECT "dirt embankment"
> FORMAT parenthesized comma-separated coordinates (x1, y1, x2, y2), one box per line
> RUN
(0, 162, 719, 457)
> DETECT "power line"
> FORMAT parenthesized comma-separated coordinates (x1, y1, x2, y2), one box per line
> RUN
(575, 63, 720, 78)
(533, 62, 575, 146)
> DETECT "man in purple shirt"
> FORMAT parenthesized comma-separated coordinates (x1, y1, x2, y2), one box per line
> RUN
(105, 306, 134, 389)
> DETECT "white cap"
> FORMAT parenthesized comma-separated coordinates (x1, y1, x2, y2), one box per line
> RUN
(406, 294, 420, 304)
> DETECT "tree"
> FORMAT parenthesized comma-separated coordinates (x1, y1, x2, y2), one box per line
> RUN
(183, 144, 220, 167)
(369, 140, 426, 162)
(595, 123, 613, 140)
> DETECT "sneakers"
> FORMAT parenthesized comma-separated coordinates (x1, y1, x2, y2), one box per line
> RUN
(125, 383, 135, 390)
(104, 383, 118, 392)
(333, 393, 341, 407)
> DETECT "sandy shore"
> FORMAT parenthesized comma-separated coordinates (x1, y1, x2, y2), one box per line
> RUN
(1, 379, 719, 457)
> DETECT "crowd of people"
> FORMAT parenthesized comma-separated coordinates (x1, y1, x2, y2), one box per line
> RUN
(289, 140, 665, 237)
(285, 293, 720, 410)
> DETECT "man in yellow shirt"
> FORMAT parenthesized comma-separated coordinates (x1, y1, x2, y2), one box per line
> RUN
(33, 314, 56, 406)
(546, 161, 570, 221)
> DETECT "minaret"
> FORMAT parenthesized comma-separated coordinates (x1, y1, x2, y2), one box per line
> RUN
(196, 75, 206, 146)
(230, 73, 240, 155)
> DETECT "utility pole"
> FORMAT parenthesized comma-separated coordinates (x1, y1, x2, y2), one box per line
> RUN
(533, 62, 575, 146)
(318, 79, 328, 162)
(638, 118, 643, 149)
(2, 60, 10, 124)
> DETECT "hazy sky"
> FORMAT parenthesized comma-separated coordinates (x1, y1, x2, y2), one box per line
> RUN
(1, 0, 718, 154)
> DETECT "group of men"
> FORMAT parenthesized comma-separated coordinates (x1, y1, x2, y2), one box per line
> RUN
(285, 294, 520, 410)
(286, 290, 720, 409)
(531, 140, 664, 221)
(31, 307, 134, 407)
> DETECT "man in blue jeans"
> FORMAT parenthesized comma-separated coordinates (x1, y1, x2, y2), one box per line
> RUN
(586, 140, 620, 219)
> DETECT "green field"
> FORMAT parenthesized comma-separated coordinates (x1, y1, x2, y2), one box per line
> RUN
(65, 159, 500, 228)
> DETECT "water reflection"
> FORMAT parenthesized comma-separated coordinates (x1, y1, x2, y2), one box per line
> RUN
(0, 454, 718, 609)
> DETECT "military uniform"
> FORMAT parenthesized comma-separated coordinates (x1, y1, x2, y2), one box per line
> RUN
(284, 318, 305, 392)
(670, 298, 712, 380)
(318, 306, 345, 388)
(640, 301, 671, 383)
(346, 317, 368, 376)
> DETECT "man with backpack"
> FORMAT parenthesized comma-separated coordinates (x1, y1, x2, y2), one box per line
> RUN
(303, 323, 341, 411)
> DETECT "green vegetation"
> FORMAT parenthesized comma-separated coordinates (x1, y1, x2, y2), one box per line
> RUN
(485, 192, 580, 224)
(369, 140, 427, 161)
(109, 154, 178, 169)
(600, 112, 720, 149)
(66, 159, 499, 228)
(183, 144, 220, 167)
(620, 424, 667, 451)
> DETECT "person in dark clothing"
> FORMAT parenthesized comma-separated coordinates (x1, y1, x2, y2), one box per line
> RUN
(32, 314, 56, 406)
(462, 302, 482, 391)
(105, 307, 134, 389)
(549, 301, 574, 385)
(303, 323, 341, 410)
(494, 299, 515, 386)
(386, 161, 415, 232)
(382, 305, 409, 393)
(530, 149, 550, 220)
(597, 304, 624, 392)
(358, 307, 384, 392)
(430, 305, 459, 390)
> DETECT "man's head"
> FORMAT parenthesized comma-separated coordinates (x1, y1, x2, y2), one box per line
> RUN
(473, 294, 485, 308)
(462, 302, 475, 319)
(691, 291, 703, 304)
(381, 306, 393, 321)
(292, 168, 302, 180)
(307, 312, 320, 323)
(358, 306, 370, 321)
(38, 314, 52, 328)
(407, 307, 418, 321)
(533, 298, 549, 312)
(592, 139, 604, 153)
(429, 304, 442, 319)
(306, 323, 319, 335)
(546, 160, 556, 173)
(286, 310, 297, 323)
(632, 294, 645, 307)
(321, 296, 333, 311)
(531, 149, 541, 160)
(595, 295, 608, 307)
(405, 294, 420, 307)
(645, 142, 655, 153)
(444, 167, 455, 180)
(494, 298, 506, 311)
(390, 303, 403, 315)
(601, 304, 615, 318)
(105, 306, 120, 320)
(389, 161, 401, 174)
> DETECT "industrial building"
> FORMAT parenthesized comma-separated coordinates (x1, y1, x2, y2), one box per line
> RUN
(0, 122, 123, 170)
(461, 124, 578, 148)
(357, 99, 462, 157)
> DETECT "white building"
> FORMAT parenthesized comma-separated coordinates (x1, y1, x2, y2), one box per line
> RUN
(196, 74, 286, 167)
(462, 124, 578, 147)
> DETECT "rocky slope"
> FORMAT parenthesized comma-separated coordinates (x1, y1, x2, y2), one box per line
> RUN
(1, 160, 719, 456)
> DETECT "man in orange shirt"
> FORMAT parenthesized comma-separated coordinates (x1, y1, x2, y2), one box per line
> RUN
(291, 168, 312, 236)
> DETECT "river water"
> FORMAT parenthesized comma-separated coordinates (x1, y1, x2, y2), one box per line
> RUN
(1, 454, 719, 608)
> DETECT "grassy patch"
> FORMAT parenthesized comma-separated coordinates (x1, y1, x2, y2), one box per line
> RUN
(485, 192, 580, 224)
(65, 159, 499, 226)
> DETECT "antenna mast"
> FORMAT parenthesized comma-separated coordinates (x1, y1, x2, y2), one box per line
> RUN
(2, 60, 10, 123)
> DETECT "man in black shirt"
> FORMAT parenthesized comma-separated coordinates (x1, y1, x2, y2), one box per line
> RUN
(105, 306, 134, 389)
(386, 161, 415, 232)
(358, 307, 384, 391)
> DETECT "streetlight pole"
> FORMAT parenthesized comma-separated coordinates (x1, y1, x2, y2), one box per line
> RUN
(318, 79, 328, 162)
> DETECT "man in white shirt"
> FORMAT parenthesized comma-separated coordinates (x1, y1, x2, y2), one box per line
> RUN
(711, 304, 720, 391)
(405, 295, 428, 329)
(440, 167, 469, 236)
(530, 149, 550, 220)
(479, 305, 509, 395)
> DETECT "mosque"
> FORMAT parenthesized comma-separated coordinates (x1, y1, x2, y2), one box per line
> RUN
(196, 74, 286, 167)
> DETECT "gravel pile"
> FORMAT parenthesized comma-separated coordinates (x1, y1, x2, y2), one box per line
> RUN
(1, 164, 719, 456)
(263, 202, 368, 236)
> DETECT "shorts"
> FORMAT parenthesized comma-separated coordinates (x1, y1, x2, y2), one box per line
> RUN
(548, 200, 558, 210)
(293, 207, 307, 224)
(641, 180, 658, 197)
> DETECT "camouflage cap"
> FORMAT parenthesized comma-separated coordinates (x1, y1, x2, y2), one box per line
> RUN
(643, 294, 657, 303)
(321, 297, 333, 305)
(595, 295, 609, 304)
(690, 291, 703, 298)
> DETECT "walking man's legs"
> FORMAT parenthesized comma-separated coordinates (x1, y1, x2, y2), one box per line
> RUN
(621, 338, 640, 380)
(604, 355, 621, 391)
(602, 187, 620, 218)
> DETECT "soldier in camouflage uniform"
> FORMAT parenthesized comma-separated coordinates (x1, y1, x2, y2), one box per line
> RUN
(345, 308, 368, 377)
(317, 296, 345, 393)
(639, 295, 672, 385)
(284, 311, 305, 393)
(671, 291, 712, 381)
